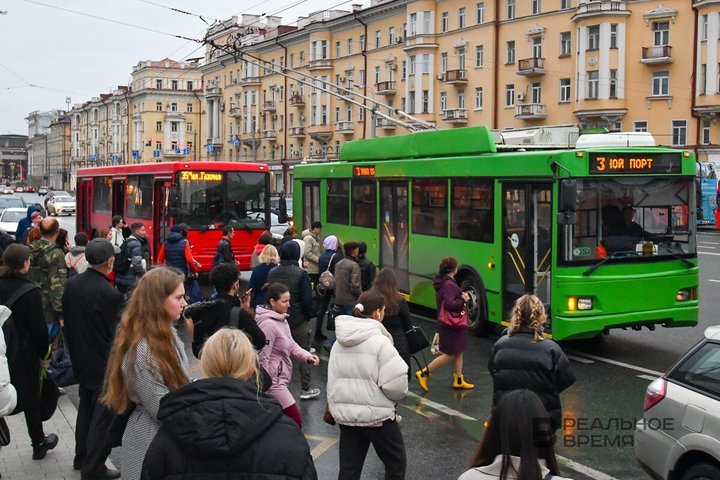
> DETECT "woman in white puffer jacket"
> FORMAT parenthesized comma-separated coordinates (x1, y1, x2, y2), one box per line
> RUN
(327, 290, 408, 480)
(0, 306, 18, 417)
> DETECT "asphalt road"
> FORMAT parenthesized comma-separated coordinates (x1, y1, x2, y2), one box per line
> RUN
(22, 189, 716, 479)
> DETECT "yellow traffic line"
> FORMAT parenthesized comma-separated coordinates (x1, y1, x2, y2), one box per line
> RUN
(305, 434, 338, 459)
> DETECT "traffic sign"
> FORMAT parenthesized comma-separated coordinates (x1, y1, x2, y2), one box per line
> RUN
(153, 150, 161, 158)
(207, 144, 214, 152)
(233, 139, 240, 147)
(91, 154, 97, 162)
(112, 155, 119, 161)
(132, 150, 139, 159)
(182, 148, 190, 155)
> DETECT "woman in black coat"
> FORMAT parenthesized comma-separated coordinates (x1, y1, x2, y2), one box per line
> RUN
(0, 244, 58, 459)
(488, 294, 576, 432)
(371, 267, 413, 376)
(141, 328, 317, 480)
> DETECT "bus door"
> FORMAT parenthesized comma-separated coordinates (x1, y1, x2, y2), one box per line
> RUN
(379, 181, 410, 293)
(111, 178, 125, 218)
(77, 178, 93, 235)
(501, 183, 552, 320)
(152, 179, 173, 262)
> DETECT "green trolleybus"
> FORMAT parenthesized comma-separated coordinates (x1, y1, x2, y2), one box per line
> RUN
(292, 126, 699, 340)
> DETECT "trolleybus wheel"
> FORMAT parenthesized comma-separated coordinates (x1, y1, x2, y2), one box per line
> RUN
(458, 273, 491, 336)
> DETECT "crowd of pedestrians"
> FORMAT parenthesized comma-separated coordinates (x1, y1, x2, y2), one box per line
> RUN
(0, 207, 578, 480)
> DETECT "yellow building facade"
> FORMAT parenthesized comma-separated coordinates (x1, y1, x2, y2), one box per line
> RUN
(200, 0, 720, 191)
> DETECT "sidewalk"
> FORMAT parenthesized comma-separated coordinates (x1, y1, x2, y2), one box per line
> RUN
(0, 394, 103, 480)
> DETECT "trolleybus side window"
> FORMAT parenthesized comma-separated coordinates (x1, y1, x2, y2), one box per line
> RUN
(352, 180, 377, 228)
(125, 175, 153, 219)
(302, 182, 321, 229)
(451, 178, 494, 242)
(412, 179, 448, 237)
(92, 176, 111, 214)
(327, 179, 349, 224)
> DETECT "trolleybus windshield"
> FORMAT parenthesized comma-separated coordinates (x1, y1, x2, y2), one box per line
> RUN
(174, 170, 268, 230)
(560, 177, 696, 263)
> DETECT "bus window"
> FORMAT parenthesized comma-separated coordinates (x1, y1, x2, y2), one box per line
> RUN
(451, 178, 494, 242)
(226, 171, 267, 230)
(125, 175, 153, 219)
(92, 176, 111, 214)
(327, 179, 349, 224)
(412, 179, 448, 237)
(302, 182, 320, 230)
(352, 180, 377, 228)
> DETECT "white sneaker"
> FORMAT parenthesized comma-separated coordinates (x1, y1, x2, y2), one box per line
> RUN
(300, 387, 321, 400)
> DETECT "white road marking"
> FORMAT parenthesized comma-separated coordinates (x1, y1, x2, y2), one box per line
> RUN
(405, 392, 476, 420)
(566, 351, 664, 376)
(698, 252, 720, 256)
(567, 354, 595, 364)
(557, 455, 620, 480)
(708, 279, 720, 283)
(698, 241, 719, 245)
(637, 374, 658, 381)
(697, 245, 716, 248)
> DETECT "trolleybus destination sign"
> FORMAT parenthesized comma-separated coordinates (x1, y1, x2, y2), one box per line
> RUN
(588, 152, 682, 175)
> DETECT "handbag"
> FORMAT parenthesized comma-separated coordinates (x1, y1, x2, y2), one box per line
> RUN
(323, 404, 336, 426)
(438, 302, 470, 329)
(0, 418, 10, 446)
(39, 368, 59, 422)
(405, 325, 431, 355)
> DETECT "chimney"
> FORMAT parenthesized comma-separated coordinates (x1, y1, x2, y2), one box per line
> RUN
(352, 4, 362, 12)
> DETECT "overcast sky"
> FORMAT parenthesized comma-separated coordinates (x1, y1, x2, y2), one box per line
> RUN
(0, 0, 359, 135)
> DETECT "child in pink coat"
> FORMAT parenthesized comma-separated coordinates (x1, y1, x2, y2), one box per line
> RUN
(255, 282, 319, 426)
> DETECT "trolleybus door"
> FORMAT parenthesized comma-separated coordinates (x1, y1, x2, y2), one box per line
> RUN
(77, 178, 93, 235)
(111, 178, 125, 219)
(379, 181, 410, 293)
(152, 180, 173, 263)
(501, 183, 552, 318)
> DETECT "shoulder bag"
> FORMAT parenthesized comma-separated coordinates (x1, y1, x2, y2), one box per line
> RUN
(405, 325, 431, 355)
(437, 282, 470, 329)
(39, 349, 59, 422)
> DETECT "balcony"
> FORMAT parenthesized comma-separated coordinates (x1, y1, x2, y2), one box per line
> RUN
(308, 58, 333, 71)
(289, 126, 305, 137)
(375, 81, 396, 95)
(262, 129, 277, 141)
(572, 0, 628, 21)
(375, 117, 397, 130)
(517, 58, 546, 76)
(290, 94, 305, 107)
(308, 124, 334, 143)
(514, 103, 547, 120)
(444, 70, 468, 85)
(335, 121, 355, 134)
(442, 108, 468, 124)
(262, 101, 276, 112)
(240, 77, 261, 87)
(403, 35, 440, 52)
(640, 46, 672, 64)
(336, 88, 353, 100)
(228, 106, 243, 117)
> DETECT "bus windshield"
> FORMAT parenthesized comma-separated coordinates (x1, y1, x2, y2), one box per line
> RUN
(174, 170, 268, 230)
(560, 177, 696, 263)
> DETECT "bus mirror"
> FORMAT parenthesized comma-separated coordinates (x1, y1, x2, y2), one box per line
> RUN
(277, 195, 288, 224)
(560, 180, 577, 213)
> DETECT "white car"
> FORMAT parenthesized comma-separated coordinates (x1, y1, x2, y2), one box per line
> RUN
(47, 196, 76, 216)
(0, 186, 14, 195)
(0, 207, 27, 238)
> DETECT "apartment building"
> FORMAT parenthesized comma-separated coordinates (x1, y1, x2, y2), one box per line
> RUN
(26, 110, 64, 188)
(199, 0, 720, 192)
(47, 114, 71, 190)
(0, 134, 28, 183)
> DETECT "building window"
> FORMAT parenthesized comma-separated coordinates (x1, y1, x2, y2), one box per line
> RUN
(409, 56, 416, 75)
(476, 2, 485, 24)
(653, 21, 669, 46)
(374, 66, 381, 84)
(347, 38, 353, 55)
(335, 41, 341, 58)
(409, 13, 417, 36)
(156, 102, 162, 112)
(532, 0, 541, 15)
(507, 0, 515, 19)
(422, 90, 429, 113)
(506, 41, 515, 64)
(171, 80, 178, 90)
(359, 35, 365, 52)
(610, 24, 618, 49)
(505, 84, 515, 106)
(474, 87, 483, 109)
(531, 82, 541, 103)
(155, 79, 163, 89)
(587, 71, 599, 99)
(457, 90, 465, 109)
(440, 92, 447, 111)
(186, 123, 193, 133)
(652, 71, 669, 96)
(700, 64, 707, 94)
(170, 102, 178, 112)
(402, 60, 407, 78)
(423, 11, 431, 34)
(457, 49, 466, 71)
(560, 78, 571, 102)
(459, 7, 466, 28)
(186, 103, 193, 113)
(702, 120, 711, 144)
(587, 25, 600, 50)
(389, 26, 395, 44)
(672, 120, 687, 146)
(561, 0, 571, 8)
(408, 91, 416, 114)
(475, 45, 484, 67)
(609, 69, 617, 98)
(422, 53, 430, 73)
(441, 53, 448, 73)
(560, 32, 571, 56)
(634, 121, 648, 132)
(441, 12, 449, 32)
(375, 30, 381, 49)
(155, 121, 162, 132)
(187, 81, 193, 90)
(701, 15, 708, 41)
(532, 37, 542, 58)
(171, 122, 178, 132)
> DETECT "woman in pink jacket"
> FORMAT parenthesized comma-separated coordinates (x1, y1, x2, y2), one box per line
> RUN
(256, 282, 320, 427)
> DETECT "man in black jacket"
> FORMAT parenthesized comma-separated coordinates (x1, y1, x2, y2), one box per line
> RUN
(184, 263, 265, 357)
(213, 226, 236, 267)
(62, 238, 123, 479)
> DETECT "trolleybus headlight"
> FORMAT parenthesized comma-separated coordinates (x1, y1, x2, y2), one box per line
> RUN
(676, 289, 692, 302)
(577, 298, 593, 310)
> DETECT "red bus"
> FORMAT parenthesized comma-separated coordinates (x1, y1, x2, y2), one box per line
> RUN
(76, 161, 274, 271)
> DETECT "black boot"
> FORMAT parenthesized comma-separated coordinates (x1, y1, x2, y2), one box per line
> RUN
(32, 433, 58, 460)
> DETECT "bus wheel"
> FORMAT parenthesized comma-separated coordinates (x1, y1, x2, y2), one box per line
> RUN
(459, 274, 491, 336)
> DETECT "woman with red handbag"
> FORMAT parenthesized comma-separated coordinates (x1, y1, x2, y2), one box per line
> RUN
(415, 257, 474, 392)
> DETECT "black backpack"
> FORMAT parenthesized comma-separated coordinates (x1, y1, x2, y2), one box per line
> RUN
(114, 240, 132, 275)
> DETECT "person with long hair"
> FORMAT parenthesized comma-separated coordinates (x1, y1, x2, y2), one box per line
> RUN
(0, 244, 57, 460)
(247, 244, 279, 309)
(371, 267, 413, 374)
(328, 290, 408, 480)
(459, 389, 572, 480)
(416, 257, 474, 392)
(101, 267, 190, 480)
(255, 282, 320, 427)
(488, 294, 575, 432)
(140, 328, 318, 479)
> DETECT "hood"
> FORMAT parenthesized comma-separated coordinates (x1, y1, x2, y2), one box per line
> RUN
(433, 275, 451, 292)
(182, 298, 224, 320)
(69, 245, 85, 256)
(25, 204, 38, 219)
(166, 231, 184, 243)
(280, 241, 300, 261)
(29, 238, 57, 255)
(293, 239, 305, 258)
(157, 377, 282, 456)
(301, 229, 314, 238)
(0, 306, 10, 327)
(254, 305, 288, 324)
(323, 235, 338, 251)
(334, 315, 393, 347)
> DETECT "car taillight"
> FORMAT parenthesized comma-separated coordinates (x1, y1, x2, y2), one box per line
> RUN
(643, 377, 667, 411)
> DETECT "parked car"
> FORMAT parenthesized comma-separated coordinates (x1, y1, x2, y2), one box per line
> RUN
(0, 186, 14, 195)
(0, 207, 28, 238)
(37, 186, 49, 196)
(13, 186, 23, 193)
(44, 190, 72, 208)
(46, 195, 75, 216)
(23, 185, 36, 193)
(635, 325, 720, 480)
(0, 196, 26, 215)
